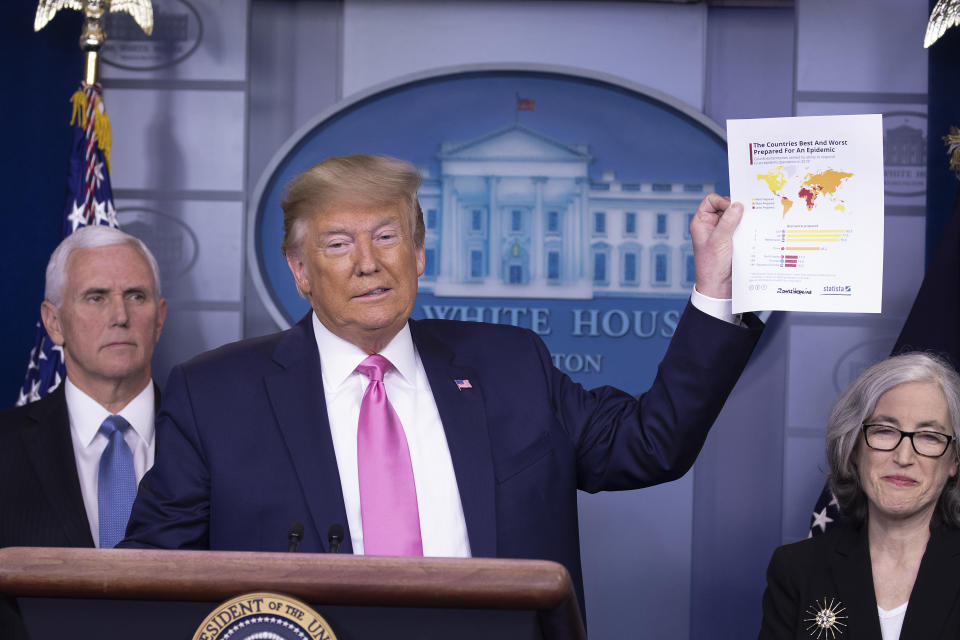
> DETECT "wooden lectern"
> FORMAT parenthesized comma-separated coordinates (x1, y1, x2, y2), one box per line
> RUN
(0, 547, 585, 640)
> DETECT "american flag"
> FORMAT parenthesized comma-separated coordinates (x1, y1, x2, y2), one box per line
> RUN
(516, 94, 535, 112)
(808, 484, 841, 537)
(16, 83, 118, 406)
(455, 379, 473, 390)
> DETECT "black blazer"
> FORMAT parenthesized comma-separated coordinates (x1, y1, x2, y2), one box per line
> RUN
(0, 384, 89, 640)
(759, 524, 960, 639)
(0, 384, 92, 549)
(0, 382, 159, 639)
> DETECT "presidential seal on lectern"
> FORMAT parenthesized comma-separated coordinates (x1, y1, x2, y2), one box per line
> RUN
(193, 592, 337, 640)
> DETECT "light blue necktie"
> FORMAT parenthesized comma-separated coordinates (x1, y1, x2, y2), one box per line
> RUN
(97, 415, 136, 549)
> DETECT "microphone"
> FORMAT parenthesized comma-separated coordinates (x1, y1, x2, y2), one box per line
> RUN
(287, 522, 304, 553)
(327, 524, 344, 553)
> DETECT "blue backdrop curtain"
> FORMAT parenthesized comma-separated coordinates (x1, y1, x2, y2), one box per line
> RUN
(0, 5, 83, 406)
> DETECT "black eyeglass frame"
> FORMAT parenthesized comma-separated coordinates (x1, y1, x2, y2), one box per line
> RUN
(861, 423, 956, 458)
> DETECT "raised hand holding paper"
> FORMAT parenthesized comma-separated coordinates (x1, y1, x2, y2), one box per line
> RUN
(727, 114, 884, 314)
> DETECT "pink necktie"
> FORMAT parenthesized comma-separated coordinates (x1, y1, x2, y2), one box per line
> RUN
(357, 354, 423, 556)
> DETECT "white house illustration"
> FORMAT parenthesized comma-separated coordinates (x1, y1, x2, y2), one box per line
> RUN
(417, 125, 712, 299)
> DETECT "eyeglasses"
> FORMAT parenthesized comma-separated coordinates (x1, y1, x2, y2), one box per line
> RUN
(861, 423, 956, 458)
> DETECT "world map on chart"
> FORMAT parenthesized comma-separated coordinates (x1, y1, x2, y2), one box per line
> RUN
(756, 165, 854, 217)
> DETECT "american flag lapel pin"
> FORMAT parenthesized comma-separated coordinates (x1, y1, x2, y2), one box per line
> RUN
(454, 379, 473, 390)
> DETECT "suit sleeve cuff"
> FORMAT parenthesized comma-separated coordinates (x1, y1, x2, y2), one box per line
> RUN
(690, 286, 741, 326)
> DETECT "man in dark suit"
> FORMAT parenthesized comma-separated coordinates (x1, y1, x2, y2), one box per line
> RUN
(122, 154, 762, 615)
(0, 226, 166, 638)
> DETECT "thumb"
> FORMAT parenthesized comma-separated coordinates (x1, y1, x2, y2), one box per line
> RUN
(715, 201, 744, 238)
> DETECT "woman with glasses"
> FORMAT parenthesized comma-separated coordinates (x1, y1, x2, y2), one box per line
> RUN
(759, 352, 960, 640)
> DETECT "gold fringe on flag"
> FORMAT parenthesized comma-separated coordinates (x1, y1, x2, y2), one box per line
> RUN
(945, 126, 960, 180)
(69, 89, 87, 128)
(93, 103, 112, 172)
(67, 87, 113, 173)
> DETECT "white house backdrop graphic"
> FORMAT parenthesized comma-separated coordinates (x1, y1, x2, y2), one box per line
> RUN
(417, 123, 710, 300)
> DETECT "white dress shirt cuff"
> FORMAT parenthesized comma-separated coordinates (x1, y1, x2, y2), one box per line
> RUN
(690, 286, 740, 326)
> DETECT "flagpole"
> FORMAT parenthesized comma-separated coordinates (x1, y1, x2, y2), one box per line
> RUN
(84, 51, 99, 85)
(79, 2, 107, 85)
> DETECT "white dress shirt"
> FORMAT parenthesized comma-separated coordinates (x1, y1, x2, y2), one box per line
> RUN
(313, 314, 471, 557)
(690, 287, 739, 325)
(65, 377, 156, 548)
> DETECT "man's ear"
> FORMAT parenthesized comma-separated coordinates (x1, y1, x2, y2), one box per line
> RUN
(416, 244, 425, 278)
(285, 251, 310, 299)
(40, 301, 65, 346)
(154, 298, 167, 342)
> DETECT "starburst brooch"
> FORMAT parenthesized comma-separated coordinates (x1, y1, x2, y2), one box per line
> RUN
(804, 597, 848, 639)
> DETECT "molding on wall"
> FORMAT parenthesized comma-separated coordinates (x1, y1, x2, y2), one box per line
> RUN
(102, 79, 247, 91)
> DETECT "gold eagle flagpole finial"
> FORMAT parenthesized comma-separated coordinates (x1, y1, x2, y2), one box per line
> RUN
(34, 0, 153, 84)
(945, 127, 960, 181)
(924, 0, 960, 48)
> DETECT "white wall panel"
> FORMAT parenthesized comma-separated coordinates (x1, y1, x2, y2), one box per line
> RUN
(782, 434, 829, 542)
(705, 7, 794, 124)
(881, 215, 925, 316)
(797, 0, 928, 94)
(787, 324, 900, 429)
(116, 200, 244, 302)
(342, 0, 708, 110)
(578, 479, 693, 639)
(106, 89, 246, 192)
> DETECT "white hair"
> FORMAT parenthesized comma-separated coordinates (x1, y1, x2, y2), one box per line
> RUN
(44, 226, 162, 306)
(827, 352, 960, 527)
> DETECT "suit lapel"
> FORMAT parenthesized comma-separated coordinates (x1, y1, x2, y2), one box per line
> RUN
(411, 321, 497, 558)
(900, 526, 960, 638)
(151, 381, 162, 448)
(265, 315, 351, 552)
(21, 386, 94, 547)
(827, 525, 882, 639)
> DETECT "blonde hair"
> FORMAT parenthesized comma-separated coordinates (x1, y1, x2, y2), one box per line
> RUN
(280, 154, 425, 256)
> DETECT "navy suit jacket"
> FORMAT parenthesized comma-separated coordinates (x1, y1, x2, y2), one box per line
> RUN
(759, 523, 960, 639)
(123, 302, 761, 613)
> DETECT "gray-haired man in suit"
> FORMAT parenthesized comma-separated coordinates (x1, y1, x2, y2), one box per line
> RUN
(0, 225, 165, 639)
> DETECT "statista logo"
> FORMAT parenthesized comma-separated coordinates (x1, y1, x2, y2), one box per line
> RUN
(823, 285, 852, 293)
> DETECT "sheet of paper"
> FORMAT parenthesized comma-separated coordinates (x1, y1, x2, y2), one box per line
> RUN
(727, 114, 884, 314)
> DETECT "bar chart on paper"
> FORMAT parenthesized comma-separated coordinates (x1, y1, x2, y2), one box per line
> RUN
(728, 114, 884, 314)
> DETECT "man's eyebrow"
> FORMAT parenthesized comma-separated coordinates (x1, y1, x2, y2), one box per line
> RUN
(123, 286, 149, 295)
(314, 218, 404, 238)
(80, 286, 151, 296)
(374, 218, 407, 234)
(317, 226, 350, 236)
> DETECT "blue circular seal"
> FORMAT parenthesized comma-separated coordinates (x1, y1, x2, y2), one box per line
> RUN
(193, 592, 337, 640)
